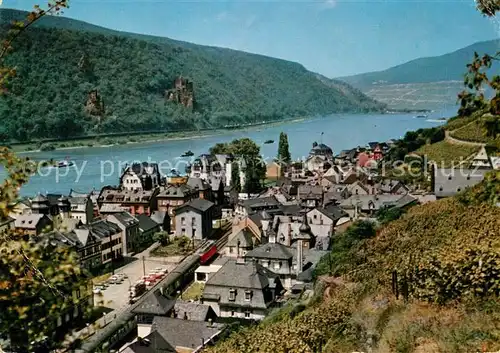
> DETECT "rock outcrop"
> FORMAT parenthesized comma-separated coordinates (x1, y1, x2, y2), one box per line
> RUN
(85, 90, 105, 117)
(165, 76, 194, 109)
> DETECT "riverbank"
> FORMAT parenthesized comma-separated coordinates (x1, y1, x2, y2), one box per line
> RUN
(13, 117, 308, 154)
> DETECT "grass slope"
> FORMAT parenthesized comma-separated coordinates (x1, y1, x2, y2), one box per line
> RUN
(205, 176, 500, 353)
(415, 140, 479, 167)
(0, 9, 383, 142)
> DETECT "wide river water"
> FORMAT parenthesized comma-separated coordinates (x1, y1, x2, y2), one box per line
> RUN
(8, 108, 455, 197)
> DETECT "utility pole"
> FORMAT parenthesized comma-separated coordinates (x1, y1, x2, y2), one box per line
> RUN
(142, 256, 146, 277)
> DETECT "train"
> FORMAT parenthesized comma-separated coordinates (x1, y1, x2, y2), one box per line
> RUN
(199, 240, 218, 265)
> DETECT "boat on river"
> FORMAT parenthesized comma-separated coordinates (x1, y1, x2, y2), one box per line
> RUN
(181, 150, 194, 157)
(264, 140, 274, 144)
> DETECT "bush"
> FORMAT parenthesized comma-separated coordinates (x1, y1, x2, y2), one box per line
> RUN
(153, 231, 170, 246)
(39, 143, 56, 151)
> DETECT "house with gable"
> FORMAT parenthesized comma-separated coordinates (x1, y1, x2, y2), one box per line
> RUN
(14, 213, 53, 236)
(174, 198, 215, 240)
(244, 243, 294, 289)
(120, 162, 161, 191)
(202, 258, 284, 320)
(42, 229, 102, 272)
(68, 196, 95, 224)
(297, 185, 323, 209)
(107, 211, 140, 256)
(225, 228, 255, 258)
(375, 179, 409, 195)
(347, 180, 373, 196)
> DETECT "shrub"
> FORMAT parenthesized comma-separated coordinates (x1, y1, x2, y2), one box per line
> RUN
(39, 142, 56, 151)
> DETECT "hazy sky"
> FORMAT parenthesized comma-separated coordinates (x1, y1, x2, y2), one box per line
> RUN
(4, 0, 500, 77)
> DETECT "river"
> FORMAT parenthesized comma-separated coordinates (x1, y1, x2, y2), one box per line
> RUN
(7, 109, 455, 197)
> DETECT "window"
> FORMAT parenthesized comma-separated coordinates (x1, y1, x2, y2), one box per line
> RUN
(229, 289, 236, 301)
(244, 290, 252, 301)
(274, 261, 282, 270)
(181, 228, 186, 235)
(245, 310, 251, 318)
(181, 217, 186, 226)
(231, 311, 235, 317)
(192, 217, 196, 226)
(262, 261, 269, 268)
(313, 214, 317, 219)
(229, 247, 234, 253)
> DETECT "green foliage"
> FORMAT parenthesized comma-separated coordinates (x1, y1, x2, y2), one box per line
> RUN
(153, 231, 169, 246)
(204, 286, 358, 353)
(449, 116, 500, 148)
(457, 170, 500, 206)
(39, 142, 55, 151)
(375, 207, 405, 225)
(210, 138, 266, 194)
(387, 127, 445, 162)
(230, 161, 241, 192)
(314, 220, 376, 278)
(277, 132, 291, 165)
(415, 140, 479, 167)
(0, 9, 383, 142)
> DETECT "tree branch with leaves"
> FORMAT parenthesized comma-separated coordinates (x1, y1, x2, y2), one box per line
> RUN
(0, 2, 93, 353)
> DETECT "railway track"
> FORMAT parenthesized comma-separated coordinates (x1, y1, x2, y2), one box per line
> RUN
(215, 222, 232, 249)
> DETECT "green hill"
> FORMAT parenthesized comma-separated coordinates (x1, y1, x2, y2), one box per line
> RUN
(205, 173, 500, 353)
(0, 9, 383, 142)
(338, 39, 499, 110)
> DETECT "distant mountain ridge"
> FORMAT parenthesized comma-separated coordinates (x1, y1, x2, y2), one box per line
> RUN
(339, 39, 500, 88)
(337, 39, 499, 110)
(0, 9, 383, 142)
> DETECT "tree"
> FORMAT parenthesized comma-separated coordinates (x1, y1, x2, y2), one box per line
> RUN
(162, 212, 171, 234)
(0, 2, 92, 352)
(231, 161, 241, 192)
(457, 2, 499, 120)
(153, 231, 170, 246)
(277, 132, 291, 165)
(217, 178, 225, 206)
(210, 138, 265, 194)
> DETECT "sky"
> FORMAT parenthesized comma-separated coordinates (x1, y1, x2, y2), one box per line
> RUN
(3, 0, 500, 77)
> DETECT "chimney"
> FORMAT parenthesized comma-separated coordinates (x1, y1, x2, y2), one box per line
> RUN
(208, 318, 213, 327)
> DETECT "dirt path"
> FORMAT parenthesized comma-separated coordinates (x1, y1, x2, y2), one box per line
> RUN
(445, 130, 486, 147)
(444, 120, 486, 147)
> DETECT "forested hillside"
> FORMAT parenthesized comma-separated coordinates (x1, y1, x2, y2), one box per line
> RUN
(0, 9, 383, 142)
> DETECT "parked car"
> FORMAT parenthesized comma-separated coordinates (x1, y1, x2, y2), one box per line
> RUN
(154, 267, 168, 274)
(93, 286, 103, 294)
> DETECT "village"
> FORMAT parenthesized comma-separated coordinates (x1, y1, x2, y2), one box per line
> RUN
(1, 135, 499, 353)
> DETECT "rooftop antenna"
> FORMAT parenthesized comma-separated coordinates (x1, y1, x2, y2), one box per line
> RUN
(320, 132, 324, 145)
